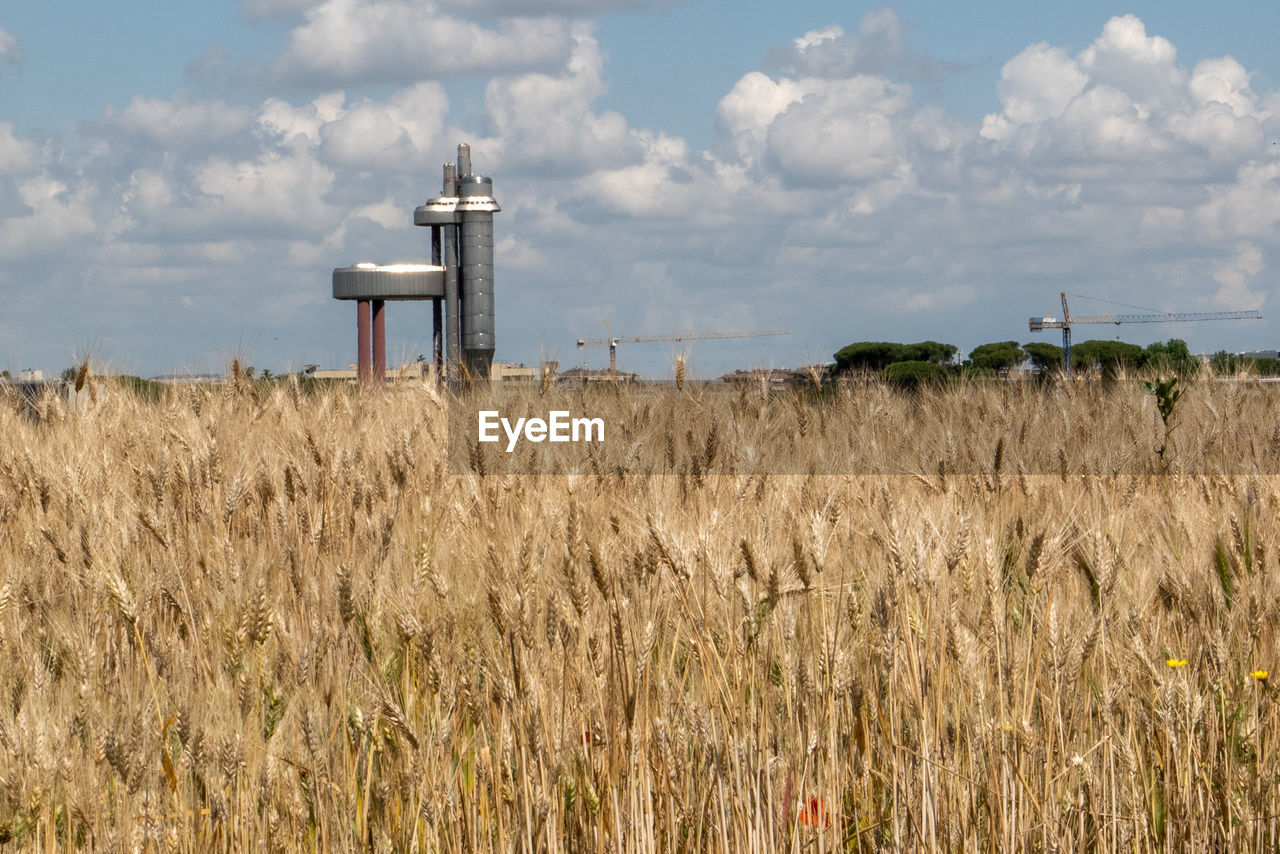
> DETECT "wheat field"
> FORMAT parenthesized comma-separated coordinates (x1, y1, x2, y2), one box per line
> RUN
(0, 372, 1278, 851)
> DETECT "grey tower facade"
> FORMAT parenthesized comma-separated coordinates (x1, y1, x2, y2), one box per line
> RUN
(414, 143, 501, 379)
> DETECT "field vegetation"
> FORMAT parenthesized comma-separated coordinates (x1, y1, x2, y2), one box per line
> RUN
(1, 368, 1279, 851)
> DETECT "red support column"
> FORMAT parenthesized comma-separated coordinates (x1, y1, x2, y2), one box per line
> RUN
(356, 299, 371, 386)
(372, 299, 386, 384)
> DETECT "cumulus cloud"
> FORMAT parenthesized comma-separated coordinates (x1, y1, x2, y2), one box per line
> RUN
(0, 28, 23, 69)
(1077, 15, 1183, 109)
(319, 82, 449, 170)
(981, 14, 1276, 189)
(980, 44, 1086, 143)
(0, 124, 37, 175)
(97, 94, 254, 149)
(765, 76, 914, 183)
(272, 0, 574, 84)
(483, 30, 636, 173)
(1212, 243, 1266, 308)
(768, 10, 926, 79)
(193, 149, 337, 232)
(0, 175, 94, 259)
(717, 72, 814, 162)
(257, 91, 347, 145)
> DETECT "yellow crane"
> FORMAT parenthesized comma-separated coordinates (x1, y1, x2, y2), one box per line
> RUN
(575, 326, 789, 374)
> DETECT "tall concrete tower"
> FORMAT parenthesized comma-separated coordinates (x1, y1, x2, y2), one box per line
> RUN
(414, 143, 501, 379)
(334, 143, 501, 385)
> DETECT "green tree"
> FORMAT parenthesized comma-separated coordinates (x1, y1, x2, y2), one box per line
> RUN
(1142, 338, 1193, 372)
(1071, 340, 1144, 375)
(883, 360, 945, 389)
(902, 340, 959, 365)
(1023, 341, 1064, 373)
(1251, 357, 1280, 376)
(1209, 350, 1237, 373)
(833, 342, 907, 374)
(966, 341, 1026, 376)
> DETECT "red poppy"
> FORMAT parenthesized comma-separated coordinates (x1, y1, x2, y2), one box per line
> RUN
(797, 797, 831, 827)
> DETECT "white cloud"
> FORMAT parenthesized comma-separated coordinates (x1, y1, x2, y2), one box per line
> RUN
(1051, 84, 1170, 162)
(765, 76, 913, 183)
(1212, 243, 1266, 308)
(257, 92, 347, 145)
(0, 175, 94, 258)
(1077, 14, 1183, 109)
(0, 28, 23, 68)
(0, 124, 36, 175)
(272, 0, 574, 84)
(871, 284, 977, 314)
(319, 82, 449, 170)
(483, 30, 635, 172)
(981, 43, 1086, 142)
(191, 148, 337, 234)
(769, 10, 939, 81)
(99, 94, 253, 148)
(982, 15, 1273, 181)
(1189, 57, 1259, 117)
(122, 169, 175, 218)
(717, 72, 814, 162)
(1196, 160, 1280, 239)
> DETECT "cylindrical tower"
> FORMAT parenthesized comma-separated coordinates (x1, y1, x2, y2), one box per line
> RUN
(413, 143, 499, 382)
(356, 299, 371, 385)
(441, 164, 460, 378)
(458, 175, 499, 377)
(371, 299, 386, 382)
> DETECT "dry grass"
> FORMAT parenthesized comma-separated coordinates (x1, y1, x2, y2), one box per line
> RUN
(0, 373, 1278, 851)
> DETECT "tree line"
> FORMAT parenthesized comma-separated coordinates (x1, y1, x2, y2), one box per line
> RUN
(832, 338, 1279, 384)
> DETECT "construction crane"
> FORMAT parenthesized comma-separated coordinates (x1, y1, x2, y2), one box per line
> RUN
(575, 327, 789, 374)
(1030, 292, 1261, 376)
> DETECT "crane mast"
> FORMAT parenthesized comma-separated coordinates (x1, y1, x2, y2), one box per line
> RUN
(1029, 292, 1261, 376)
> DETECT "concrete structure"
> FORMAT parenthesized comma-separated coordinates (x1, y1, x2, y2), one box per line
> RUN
(414, 143, 501, 379)
(299, 361, 537, 384)
(332, 263, 445, 384)
(720, 365, 830, 391)
(490, 362, 536, 383)
(333, 142, 500, 385)
(303, 362, 429, 382)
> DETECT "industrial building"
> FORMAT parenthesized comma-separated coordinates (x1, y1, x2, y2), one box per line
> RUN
(333, 143, 500, 385)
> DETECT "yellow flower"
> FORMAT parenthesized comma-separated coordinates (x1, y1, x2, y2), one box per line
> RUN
(1166, 658, 1188, 669)
(1251, 670, 1268, 681)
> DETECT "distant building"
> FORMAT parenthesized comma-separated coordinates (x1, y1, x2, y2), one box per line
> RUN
(149, 374, 223, 384)
(17, 369, 43, 382)
(720, 365, 829, 391)
(303, 363, 429, 382)
(299, 361, 546, 383)
(558, 367, 639, 385)
(490, 362, 536, 382)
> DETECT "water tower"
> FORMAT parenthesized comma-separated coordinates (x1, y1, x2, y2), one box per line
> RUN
(333, 143, 500, 382)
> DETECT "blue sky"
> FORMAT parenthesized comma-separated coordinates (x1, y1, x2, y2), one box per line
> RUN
(1, 1, 1278, 377)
